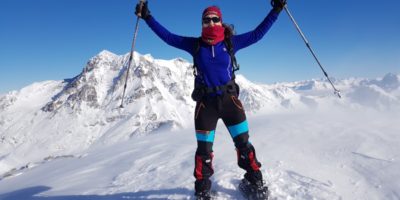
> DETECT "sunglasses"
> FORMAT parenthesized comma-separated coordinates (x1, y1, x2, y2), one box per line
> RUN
(202, 17, 221, 24)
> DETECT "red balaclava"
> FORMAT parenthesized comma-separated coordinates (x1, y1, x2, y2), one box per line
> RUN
(201, 6, 225, 45)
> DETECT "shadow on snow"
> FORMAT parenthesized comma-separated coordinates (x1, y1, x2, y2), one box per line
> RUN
(0, 186, 195, 200)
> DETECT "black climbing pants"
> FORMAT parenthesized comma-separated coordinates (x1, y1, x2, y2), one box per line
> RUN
(193, 94, 262, 192)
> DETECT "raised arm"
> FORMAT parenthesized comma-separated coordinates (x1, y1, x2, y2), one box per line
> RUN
(136, 2, 197, 55)
(232, 0, 286, 52)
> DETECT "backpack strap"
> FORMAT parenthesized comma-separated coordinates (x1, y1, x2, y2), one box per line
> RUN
(223, 37, 240, 75)
(192, 37, 202, 77)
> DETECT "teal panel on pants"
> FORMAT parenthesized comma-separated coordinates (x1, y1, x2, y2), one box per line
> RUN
(196, 130, 216, 142)
(228, 120, 249, 138)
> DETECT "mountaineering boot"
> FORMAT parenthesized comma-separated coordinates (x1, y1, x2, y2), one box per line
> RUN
(194, 152, 214, 199)
(195, 190, 212, 200)
(236, 143, 267, 199)
(194, 179, 212, 200)
(236, 144, 261, 172)
(239, 171, 269, 200)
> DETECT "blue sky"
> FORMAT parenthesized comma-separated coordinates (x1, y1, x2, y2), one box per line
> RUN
(1, 0, 399, 94)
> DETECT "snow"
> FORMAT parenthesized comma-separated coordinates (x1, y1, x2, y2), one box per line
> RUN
(0, 50, 400, 199)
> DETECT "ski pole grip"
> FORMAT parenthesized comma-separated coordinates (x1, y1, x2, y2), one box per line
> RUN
(271, 0, 287, 9)
(136, 0, 146, 18)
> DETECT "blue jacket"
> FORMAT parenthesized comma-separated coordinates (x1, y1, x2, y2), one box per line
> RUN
(145, 9, 279, 88)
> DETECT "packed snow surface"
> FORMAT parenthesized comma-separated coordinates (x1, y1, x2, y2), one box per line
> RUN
(0, 51, 399, 199)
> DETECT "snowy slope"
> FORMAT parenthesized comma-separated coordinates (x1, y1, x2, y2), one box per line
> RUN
(0, 50, 195, 176)
(0, 108, 399, 200)
(0, 50, 400, 199)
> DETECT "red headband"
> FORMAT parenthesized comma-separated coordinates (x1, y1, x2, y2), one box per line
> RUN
(202, 6, 222, 21)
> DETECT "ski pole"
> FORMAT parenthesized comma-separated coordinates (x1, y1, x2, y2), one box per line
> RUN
(120, 0, 147, 108)
(283, 4, 342, 98)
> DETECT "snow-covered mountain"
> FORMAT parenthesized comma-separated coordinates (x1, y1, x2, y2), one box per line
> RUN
(0, 50, 399, 199)
(0, 50, 196, 175)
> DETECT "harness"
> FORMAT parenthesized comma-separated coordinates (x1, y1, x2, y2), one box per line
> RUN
(191, 37, 241, 101)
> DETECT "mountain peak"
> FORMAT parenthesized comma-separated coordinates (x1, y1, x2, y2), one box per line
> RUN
(40, 50, 195, 132)
(98, 49, 118, 58)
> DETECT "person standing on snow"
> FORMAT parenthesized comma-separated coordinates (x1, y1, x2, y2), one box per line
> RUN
(135, 1, 286, 199)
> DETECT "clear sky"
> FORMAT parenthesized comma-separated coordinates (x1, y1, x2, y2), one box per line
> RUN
(1, 0, 399, 94)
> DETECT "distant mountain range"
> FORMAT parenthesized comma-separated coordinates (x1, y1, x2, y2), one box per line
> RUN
(0, 50, 399, 176)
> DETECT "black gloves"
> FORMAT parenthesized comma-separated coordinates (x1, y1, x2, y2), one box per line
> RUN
(135, 1, 151, 20)
(271, 0, 287, 13)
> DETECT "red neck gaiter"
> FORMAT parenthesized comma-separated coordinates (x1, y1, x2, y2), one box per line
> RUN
(201, 26, 225, 45)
